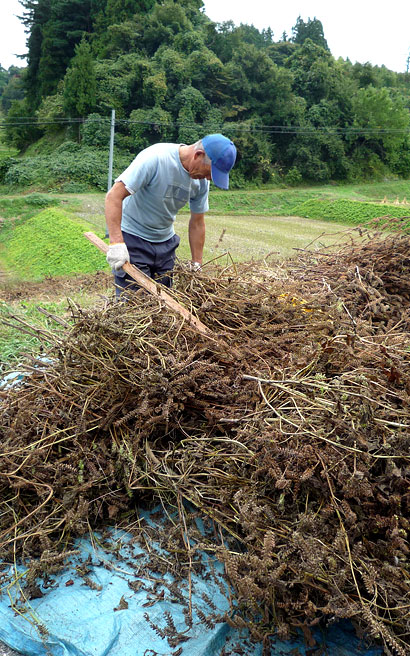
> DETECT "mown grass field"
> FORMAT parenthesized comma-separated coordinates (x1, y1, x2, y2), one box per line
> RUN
(0, 178, 409, 371)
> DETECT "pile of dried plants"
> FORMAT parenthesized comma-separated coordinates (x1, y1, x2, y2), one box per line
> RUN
(0, 222, 409, 654)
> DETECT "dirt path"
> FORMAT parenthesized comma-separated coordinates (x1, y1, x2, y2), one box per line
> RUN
(0, 271, 112, 302)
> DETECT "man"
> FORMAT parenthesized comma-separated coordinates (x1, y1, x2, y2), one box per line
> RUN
(105, 133, 237, 295)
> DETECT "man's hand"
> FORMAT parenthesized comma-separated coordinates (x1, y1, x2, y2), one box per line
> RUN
(106, 242, 130, 270)
(190, 261, 201, 271)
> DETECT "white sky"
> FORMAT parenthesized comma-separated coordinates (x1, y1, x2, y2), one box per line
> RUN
(1, 0, 410, 73)
(203, 0, 410, 73)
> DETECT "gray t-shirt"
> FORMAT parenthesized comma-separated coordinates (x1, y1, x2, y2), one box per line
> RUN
(116, 143, 209, 242)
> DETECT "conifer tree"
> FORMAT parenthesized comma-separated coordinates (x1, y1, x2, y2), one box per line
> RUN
(63, 37, 97, 117)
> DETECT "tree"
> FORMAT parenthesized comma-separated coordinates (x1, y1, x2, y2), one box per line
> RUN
(153, 47, 189, 96)
(0, 67, 26, 112)
(129, 107, 174, 151)
(80, 112, 111, 147)
(20, 0, 52, 106)
(63, 37, 97, 117)
(143, 71, 168, 107)
(4, 98, 42, 150)
(22, 0, 102, 104)
(141, 1, 192, 55)
(348, 86, 410, 176)
(288, 39, 352, 109)
(0, 65, 9, 96)
(291, 16, 329, 51)
(226, 43, 294, 123)
(94, 54, 148, 115)
(36, 82, 65, 134)
(105, 0, 154, 25)
(187, 47, 226, 104)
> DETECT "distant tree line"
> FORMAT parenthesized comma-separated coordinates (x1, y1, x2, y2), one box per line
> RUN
(2, 0, 410, 186)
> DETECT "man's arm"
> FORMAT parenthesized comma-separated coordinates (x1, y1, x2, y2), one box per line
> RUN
(188, 212, 205, 265)
(105, 181, 131, 243)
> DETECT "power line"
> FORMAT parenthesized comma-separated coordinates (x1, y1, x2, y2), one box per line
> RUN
(1, 115, 410, 136)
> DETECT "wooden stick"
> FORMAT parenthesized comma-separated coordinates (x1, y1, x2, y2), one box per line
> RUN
(84, 232, 211, 337)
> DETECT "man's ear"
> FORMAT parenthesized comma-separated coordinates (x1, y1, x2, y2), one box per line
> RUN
(193, 149, 206, 160)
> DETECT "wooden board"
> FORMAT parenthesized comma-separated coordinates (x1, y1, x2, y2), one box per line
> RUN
(84, 232, 211, 338)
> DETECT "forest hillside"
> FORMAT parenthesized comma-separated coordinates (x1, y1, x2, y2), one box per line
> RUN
(1, 0, 410, 190)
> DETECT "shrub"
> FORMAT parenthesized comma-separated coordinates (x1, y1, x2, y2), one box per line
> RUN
(285, 166, 303, 186)
(3, 146, 132, 191)
(80, 113, 111, 148)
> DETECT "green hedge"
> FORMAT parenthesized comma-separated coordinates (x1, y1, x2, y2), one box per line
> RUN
(1, 144, 132, 191)
(0, 207, 109, 280)
(291, 198, 410, 225)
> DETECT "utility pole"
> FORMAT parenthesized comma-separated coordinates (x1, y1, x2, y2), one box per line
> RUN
(106, 109, 116, 238)
(107, 109, 116, 192)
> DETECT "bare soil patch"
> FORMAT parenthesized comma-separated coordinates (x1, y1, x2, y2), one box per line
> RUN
(0, 270, 112, 302)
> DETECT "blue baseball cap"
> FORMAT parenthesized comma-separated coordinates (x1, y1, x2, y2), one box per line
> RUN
(202, 134, 237, 190)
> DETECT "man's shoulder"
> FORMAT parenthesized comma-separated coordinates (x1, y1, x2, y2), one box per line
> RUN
(140, 142, 179, 160)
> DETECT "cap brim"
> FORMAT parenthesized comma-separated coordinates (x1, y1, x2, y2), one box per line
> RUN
(211, 164, 229, 190)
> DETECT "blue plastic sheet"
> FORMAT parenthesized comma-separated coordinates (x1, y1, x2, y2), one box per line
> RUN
(0, 507, 383, 656)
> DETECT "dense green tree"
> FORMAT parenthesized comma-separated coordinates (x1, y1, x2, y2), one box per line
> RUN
(288, 39, 354, 114)
(0, 66, 9, 96)
(351, 62, 379, 88)
(143, 71, 168, 107)
(291, 16, 329, 51)
(36, 82, 65, 133)
(80, 112, 111, 146)
(187, 47, 227, 103)
(141, 1, 192, 55)
(103, 21, 141, 58)
(173, 86, 209, 122)
(129, 106, 174, 150)
(225, 43, 294, 123)
(20, 0, 52, 106)
(173, 30, 204, 54)
(94, 54, 148, 115)
(153, 47, 189, 95)
(348, 86, 410, 176)
(63, 37, 97, 116)
(4, 98, 42, 150)
(267, 41, 297, 67)
(0, 67, 26, 112)
(9, 0, 410, 184)
(21, 0, 103, 104)
(222, 120, 277, 184)
(105, 0, 154, 25)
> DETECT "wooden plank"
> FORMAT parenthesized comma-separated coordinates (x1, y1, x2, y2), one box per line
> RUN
(84, 232, 212, 337)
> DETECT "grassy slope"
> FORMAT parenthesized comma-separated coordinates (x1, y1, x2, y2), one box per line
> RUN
(0, 207, 108, 281)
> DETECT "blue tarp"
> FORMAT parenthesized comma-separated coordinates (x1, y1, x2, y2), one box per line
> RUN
(0, 507, 383, 656)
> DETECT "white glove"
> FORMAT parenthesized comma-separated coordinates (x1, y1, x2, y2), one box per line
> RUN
(190, 261, 201, 271)
(107, 242, 130, 270)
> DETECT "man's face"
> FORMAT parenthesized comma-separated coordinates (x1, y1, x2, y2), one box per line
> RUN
(189, 152, 212, 181)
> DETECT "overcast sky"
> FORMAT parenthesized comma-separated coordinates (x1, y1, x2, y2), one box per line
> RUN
(1, 0, 410, 74)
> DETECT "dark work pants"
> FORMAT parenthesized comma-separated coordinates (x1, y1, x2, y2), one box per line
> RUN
(114, 231, 180, 298)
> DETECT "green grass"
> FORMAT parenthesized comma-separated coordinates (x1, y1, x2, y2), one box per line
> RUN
(290, 198, 410, 227)
(174, 214, 349, 263)
(0, 192, 63, 222)
(0, 207, 109, 281)
(200, 180, 410, 217)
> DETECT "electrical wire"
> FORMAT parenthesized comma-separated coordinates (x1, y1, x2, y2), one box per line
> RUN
(1, 115, 409, 136)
